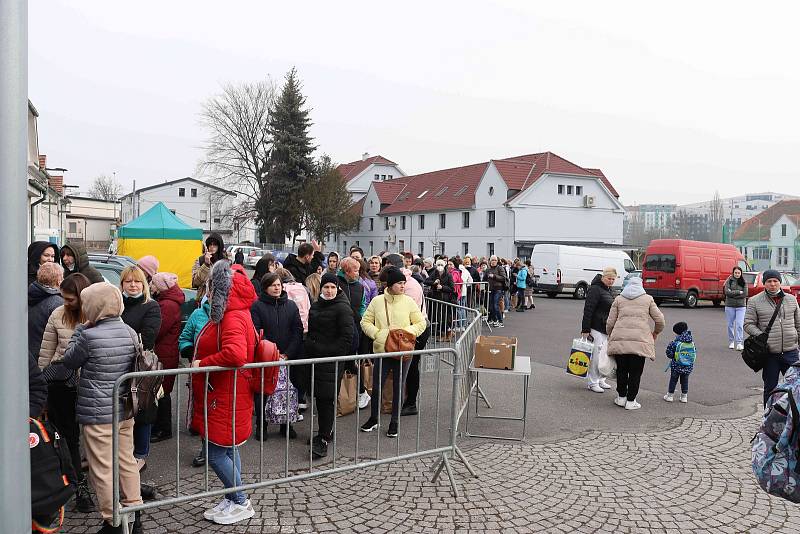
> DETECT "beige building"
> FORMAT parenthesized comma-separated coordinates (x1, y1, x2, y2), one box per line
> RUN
(65, 196, 121, 251)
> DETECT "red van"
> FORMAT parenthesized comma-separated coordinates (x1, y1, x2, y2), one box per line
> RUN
(641, 239, 748, 308)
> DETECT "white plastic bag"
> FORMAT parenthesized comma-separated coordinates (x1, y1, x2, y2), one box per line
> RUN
(596, 340, 616, 378)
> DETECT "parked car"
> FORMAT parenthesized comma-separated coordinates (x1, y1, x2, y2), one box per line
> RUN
(244, 249, 270, 268)
(87, 253, 138, 268)
(227, 245, 260, 264)
(641, 239, 748, 308)
(743, 271, 794, 298)
(532, 244, 635, 299)
(90, 259, 197, 324)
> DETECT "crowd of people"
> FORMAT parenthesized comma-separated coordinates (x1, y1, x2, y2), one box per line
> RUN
(27, 236, 534, 531)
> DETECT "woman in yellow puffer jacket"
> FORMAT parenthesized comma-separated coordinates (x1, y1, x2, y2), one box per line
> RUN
(359, 267, 426, 438)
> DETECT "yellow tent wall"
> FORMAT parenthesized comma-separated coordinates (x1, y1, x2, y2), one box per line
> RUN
(118, 238, 202, 288)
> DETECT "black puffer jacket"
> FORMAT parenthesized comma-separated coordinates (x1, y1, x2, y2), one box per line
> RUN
(28, 349, 47, 418)
(424, 268, 456, 302)
(121, 295, 162, 350)
(581, 274, 614, 335)
(27, 241, 59, 285)
(303, 290, 354, 399)
(284, 251, 324, 285)
(28, 282, 64, 357)
(251, 291, 303, 360)
(61, 242, 104, 284)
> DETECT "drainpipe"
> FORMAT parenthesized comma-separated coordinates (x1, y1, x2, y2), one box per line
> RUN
(30, 187, 46, 242)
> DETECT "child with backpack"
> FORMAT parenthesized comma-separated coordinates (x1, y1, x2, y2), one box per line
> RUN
(663, 321, 696, 403)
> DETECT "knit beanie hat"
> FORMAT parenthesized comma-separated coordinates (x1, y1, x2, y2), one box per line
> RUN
(385, 267, 406, 288)
(150, 272, 178, 294)
(762, 269, 781, 283)
(673, 321, 688, 335)
(321, 272, 339, 289)
(602, 267, 618, 278)
(137, 255, 160, 278)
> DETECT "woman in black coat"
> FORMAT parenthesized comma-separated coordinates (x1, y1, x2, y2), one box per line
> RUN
(251, 272, 304, 438)
(304, 272, 353, 458)
(119, 265, 162, 474)
(580, 269, 617, 393)
(424, 259, 456, 337)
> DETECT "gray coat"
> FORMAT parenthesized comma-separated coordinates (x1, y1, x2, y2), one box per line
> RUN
(724, 276, 747, 308)
(744, 291, 800, 354)
(63, 318, 137, 425)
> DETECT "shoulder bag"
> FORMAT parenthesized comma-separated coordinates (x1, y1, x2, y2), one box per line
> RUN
(383, 297, 416, 361)
(742, 296, 783, 372)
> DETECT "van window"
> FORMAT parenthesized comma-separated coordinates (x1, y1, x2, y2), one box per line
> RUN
(742, 273, 757, 286)
(644, 254, 676, 273)
(624, 259, 635, 272)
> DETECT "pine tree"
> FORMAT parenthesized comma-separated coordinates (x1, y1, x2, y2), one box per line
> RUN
(264, 68, 316, 243)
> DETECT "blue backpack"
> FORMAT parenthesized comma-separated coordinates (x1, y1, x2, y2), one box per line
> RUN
(751, 364, 800, 503)
(674, 341, 697, 367)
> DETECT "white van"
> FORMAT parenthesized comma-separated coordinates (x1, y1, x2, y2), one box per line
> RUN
(532, 244, 635, 299)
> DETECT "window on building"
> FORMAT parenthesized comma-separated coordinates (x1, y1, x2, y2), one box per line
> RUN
(384, 241, 389, 251)
(200, 210, 207, 223)
(567, 185, 574, 195)
(399, 240, 405, 252)
(439, 213, 446, 229)
(400, 216, 406, 230)
(487, 210, 496, 228)
(374, 174, 380, 180)
(439, 242, 445, 255)
(419, 214, 425, 229)
(369, 218, 374, 231)
(558, 184, 564, 195)
(213, 217, 221, 223)
(343, 240, 348, 251)
(753, 246, 770, 260)
(381, 175, 386, 180)
(782, 224, 787, 237)
(191, 188, 197, 198)
(384, 217, 389, 230)
(418, 242, 424, 255)
(178, 187, 186, 197)
(778, 247, 789, 266)
(487, 242, 495, 256)
(388, 175, 393, 180)
(462, 242, 469, 256)
(355, 240, 360, 247)
(369, 241, 374, 254)
(462, 212, 470, 228)
(68, 222, 77, 233)
(575, 186, 583, 196)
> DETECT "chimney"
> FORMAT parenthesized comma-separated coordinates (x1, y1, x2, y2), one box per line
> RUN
(48, 175, 64, 195)
(362, 152, 369, 161)
(39, 154, 46, 170)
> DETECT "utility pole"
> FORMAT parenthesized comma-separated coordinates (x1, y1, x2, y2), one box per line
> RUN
(0, 1, 32, 531)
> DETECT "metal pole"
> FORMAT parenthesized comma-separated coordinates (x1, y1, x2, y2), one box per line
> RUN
(0, 1, 31, 531)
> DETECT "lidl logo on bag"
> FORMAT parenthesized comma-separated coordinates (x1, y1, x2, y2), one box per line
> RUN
(567, 349, 591, 377)
(29, 432, 40, 448)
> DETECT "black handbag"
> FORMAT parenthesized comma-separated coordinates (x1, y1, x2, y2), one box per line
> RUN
(741, 296, 783, 372)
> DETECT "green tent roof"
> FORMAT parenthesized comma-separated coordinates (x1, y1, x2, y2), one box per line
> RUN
(118, 202, 203, 240)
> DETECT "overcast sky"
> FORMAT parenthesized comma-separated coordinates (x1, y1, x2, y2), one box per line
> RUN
(29, 1, 799, 205)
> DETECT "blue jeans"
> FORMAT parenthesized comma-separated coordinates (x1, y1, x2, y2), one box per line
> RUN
(725, 306, 746, 344)
(489, 290, 503, 323)
(133, 422, 151, 459)
(457, 295, 467, 327)
(762, 349, 800, 406)
(207, 443, 246, 505)
(668, 371, 689, 394)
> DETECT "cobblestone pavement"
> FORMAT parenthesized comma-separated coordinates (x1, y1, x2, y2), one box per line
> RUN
(62, 405, 800, 534)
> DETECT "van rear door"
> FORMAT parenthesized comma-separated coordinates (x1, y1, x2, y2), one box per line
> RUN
(643, 253, 677, 290)
(533, 246, 559, 287)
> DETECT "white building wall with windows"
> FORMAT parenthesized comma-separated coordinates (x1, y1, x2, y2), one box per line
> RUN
(768, 215, 798, 271)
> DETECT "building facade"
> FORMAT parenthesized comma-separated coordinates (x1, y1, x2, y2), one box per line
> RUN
(733, 200, 800, 271)
(336, 154, 406, 202)
(337, 152, 624, 259)
(64, 196, 121, 251)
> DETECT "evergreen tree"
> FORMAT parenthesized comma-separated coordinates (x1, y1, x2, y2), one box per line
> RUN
(264, 68, 316, 243)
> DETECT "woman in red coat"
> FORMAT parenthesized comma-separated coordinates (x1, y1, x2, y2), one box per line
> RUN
(190, 261, 258, 525)
(149, 272, 185, 443)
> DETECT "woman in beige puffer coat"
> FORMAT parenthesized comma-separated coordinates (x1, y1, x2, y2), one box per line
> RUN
(606, 276, 665, 410)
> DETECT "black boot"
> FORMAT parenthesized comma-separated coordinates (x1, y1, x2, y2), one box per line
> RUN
(132, 511, 143, 534)
(96, 521, 122, 534)
(75, 473, 95, 512)
(150, 395, 172, 443)
(140, 483, 158, 501)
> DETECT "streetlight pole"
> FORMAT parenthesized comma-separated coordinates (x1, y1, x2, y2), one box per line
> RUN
(0, 1, 32, 531)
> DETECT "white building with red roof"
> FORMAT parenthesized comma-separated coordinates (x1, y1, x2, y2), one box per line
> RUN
(336, 151, 624, 259)
(336, 153, 406, 201)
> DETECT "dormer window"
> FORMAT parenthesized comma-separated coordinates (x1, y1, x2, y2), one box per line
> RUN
(417, 190, 429, 199)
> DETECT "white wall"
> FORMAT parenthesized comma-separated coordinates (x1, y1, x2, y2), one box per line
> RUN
(769, 215, 798, 270)
(346, 163, 404, 197)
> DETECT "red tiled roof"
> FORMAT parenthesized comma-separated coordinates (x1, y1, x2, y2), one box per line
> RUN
(336, 155, 397, 183)
(349, 196, 366, 217)
(378, 162, 489, 215)
(734, 200, 800, 241)
(372, 151, 617, 215)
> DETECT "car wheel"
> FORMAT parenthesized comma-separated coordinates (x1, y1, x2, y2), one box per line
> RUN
(684, 291, 698, 309)
(547, 292, 558, 299)
(573, 284, 588, 300)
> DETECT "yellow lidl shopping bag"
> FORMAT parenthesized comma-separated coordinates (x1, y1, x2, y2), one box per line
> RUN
(566, 338, 594, 378)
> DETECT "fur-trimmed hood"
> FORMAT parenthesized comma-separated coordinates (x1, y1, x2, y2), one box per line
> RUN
(209, 260, 256, 323)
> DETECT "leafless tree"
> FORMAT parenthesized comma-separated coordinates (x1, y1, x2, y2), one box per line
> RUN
(199, 80, 276, 239)
(708, 190, 725, 242)
(301, 155, 359, 245)
(88, 174, 123, 201)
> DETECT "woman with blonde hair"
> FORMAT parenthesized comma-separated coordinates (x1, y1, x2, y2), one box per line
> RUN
(305, 272, 322, 303)
(119, 265, 162, 474)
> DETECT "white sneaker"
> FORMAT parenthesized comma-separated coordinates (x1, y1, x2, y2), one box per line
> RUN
(663, 394, 674, 402)
(614, 396, 627, 407)
(214, 499, 255, 525)
(729, 342, 735, 349)
(680, 394, 688, 403)
(204, 498, 231, 521)
(358, 391, 371, 409)
(297, 413, 304, 422)
(588, 384, 604, 393)
(298, 402, 308, 410)
(625, 400, 641, 410)
(736, 343, 744, 351)
(598, 379, 612, 389)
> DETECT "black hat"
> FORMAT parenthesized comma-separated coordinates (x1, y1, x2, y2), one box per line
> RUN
(321, 272, 339, 288)
(385, 267, 406, 288)
(763, 269, 781, 283)
(673, 321, 688, 335)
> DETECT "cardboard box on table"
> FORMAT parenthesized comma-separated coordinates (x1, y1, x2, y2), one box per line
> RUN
(474, 335, 517, 370)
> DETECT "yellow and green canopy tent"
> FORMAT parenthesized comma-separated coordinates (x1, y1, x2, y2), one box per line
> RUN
(117, 202, 203, 288)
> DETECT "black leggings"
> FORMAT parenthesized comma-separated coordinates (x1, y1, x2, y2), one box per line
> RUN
(615, 354, 646, 402)
(47, 383, 82, 483)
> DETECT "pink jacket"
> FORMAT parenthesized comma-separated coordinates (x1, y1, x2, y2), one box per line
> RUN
(400, 267, 427, 318)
